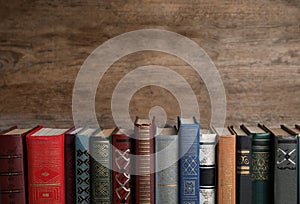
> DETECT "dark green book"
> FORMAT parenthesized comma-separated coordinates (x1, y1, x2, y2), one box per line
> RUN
(241, 124, 272, 204)
(90, 128, 116, 204)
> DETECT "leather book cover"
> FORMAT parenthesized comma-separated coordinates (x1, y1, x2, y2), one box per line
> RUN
(65, 127, 83, 204)
(75, 128, 99, 204)
(199, 128, 217, 204)
(229, 126, 252, 204)
(112, 129, 133, 204)
(296, 124, 300, 200)
(0, 126, 40, 204)
(155, 127, 178, 204)
(266, 126, 297, 204)
(26, 127, 69, 204)
(178, 117, 200, 204)
(134, 117, 155, 204)
(241, 124, 272, 204)
(214, 127, 236, 204)
(90, 128, 116, 204)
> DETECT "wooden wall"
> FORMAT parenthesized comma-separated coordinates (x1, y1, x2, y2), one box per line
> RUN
(0, 0, 300, 129)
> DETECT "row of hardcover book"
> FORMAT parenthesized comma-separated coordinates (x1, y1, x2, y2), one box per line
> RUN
(0, 117, 300, 204)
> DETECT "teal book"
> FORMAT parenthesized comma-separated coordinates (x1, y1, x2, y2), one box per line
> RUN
(267, 126, 297, 204)
(241, 124, 272, 204)
(90, 128, 116, 204)
(178, 117, 200, 204)
(155, 127, 178, 204)
(75, 128, 99, 204)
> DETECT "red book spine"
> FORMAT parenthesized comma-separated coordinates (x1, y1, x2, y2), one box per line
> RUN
(134, 120, 155, 204)
(65, 132, 76, 204)
(26, 128, 66, 204)
(112, 132, 132, 204)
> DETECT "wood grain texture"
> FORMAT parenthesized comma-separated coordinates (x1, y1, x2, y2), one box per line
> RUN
(0, 0, 299, 129)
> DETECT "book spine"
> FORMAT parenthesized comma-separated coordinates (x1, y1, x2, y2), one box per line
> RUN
(112, 133, 132, 204)
(27, 134, 65, 204)
(218, 135, 236, 204)
(90, 136, 112, 204)
(252, 133, 271, 204)
(135, 124, 155, 204)
(65, 133, 76, 204)
(0, 135, 26, 204)
(75, 135, 90, 204)
(155, 135, 178, 204)
(179, 124, 200, 204)
(199, 135, 216, 204)
(298, 136, 300, 203)
(274, 136, 297, 204)
(236, 135, 252, 204)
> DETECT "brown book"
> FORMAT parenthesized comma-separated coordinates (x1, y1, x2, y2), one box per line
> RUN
(213, 127, 236, 204)
(134, 117, 155, 204)
(0, 126, 40, 204)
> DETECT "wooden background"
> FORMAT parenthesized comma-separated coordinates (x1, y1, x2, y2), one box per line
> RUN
(0, 0, 300, 129)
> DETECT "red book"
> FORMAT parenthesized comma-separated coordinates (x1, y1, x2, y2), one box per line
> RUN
(26, 127, 69, 204)
(0, 126, 40, 204)
(134, 117, 155, 204)
(112, 129, 133, 204)
(64, 127, 83, 204)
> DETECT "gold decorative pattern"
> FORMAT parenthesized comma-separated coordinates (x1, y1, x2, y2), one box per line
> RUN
(252, 152, 269, 181)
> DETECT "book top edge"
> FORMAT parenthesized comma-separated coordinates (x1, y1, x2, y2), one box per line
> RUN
(69, 127, 83, 135)
(180, 117, 197, 124)
(31, 128, 68, 136)
(245, 126, 266, 134)
(230, 127, 247, 136)
(213, 127, 233, 136)
(288, 127, 300, 134)
(115, 129, 133, 135)
(135, 118, 152, 126)
(269, 128, 293, 136)
(93, 128, 115, 137)
(156, 127, 177, 135)
(78, 128, 98, 136)
(3, 128, 31, 135)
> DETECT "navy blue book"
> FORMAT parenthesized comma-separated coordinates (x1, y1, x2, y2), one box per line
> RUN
(178, 117, 200, 204)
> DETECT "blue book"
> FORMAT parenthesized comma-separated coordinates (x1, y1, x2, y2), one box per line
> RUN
(155, 127, 179, 204)
(75, 128, 99, 204)
(178, 117, 200, 204)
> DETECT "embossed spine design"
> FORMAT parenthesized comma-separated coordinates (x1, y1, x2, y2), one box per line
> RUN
(155, 133, 178, 204)
(251, 132, 271, 204)
(236, 135, 252, 204)
(134, 119, 155, 204)
(75, 135, 90, 204)
(274, 136, 297, 204)
(178, 118, 200, 204)
(112, 133, 132, 204)
(218, 135, 236, 204)
(90, 136, 112, 204)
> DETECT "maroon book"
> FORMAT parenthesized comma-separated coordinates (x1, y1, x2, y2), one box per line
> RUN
(134, 117, 155, 204)
(65, 127, 83, 204)
(0, 126, 40, 204)
(112, 129, 133, 204)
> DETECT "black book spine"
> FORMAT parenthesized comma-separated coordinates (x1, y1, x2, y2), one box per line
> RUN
(236, 135, 252, 204)
(274, 136, 297, 204)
